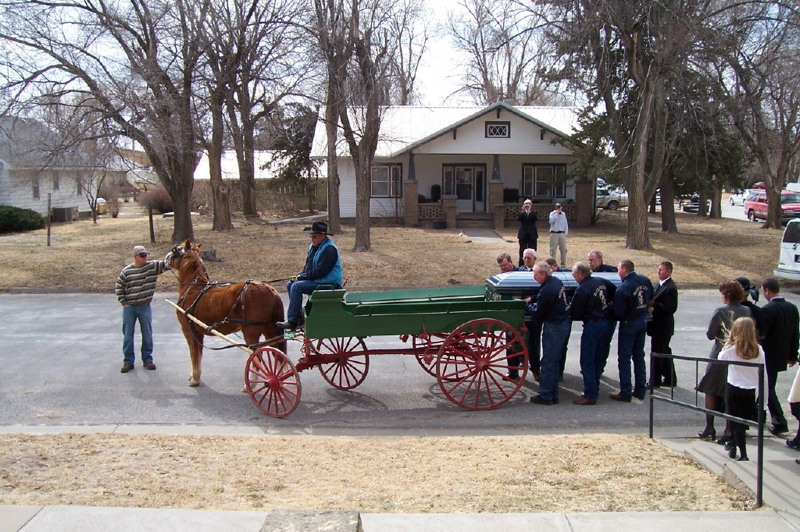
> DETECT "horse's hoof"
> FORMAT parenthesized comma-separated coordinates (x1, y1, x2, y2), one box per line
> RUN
(189, 380, 200, 387)
(241, 385, 248, 393)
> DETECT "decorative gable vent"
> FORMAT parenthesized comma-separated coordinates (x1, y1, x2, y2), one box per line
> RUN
(485, 121, 510, 138)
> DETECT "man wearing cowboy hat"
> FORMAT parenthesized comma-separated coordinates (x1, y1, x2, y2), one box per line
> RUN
(278, 221, 343, 331)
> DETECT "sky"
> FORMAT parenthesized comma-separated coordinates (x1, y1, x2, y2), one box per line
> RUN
(414, 1, 473, 106)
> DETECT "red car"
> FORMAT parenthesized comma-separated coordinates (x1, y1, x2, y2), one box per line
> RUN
(744, 190, 800, 224)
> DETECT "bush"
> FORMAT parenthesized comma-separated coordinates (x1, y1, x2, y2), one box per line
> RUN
(137, 187, 173, 214)
(0, 205, 45, 233)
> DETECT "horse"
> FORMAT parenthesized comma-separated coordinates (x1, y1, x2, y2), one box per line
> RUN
(168, 239, 286, 387)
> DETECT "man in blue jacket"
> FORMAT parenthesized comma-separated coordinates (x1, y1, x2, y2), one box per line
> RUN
(610, 259, 653, 402)
(529, 262, 571, 405)
(570, 262, 617, 404)
(277, 221, 343, 331)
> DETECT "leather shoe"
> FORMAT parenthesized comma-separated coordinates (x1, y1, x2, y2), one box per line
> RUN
(276, 320, 297, 331)
(530, 394, 558, 405)
(120, 364, 133, 373)
(785, 439, 800, 450)
(633, 392, 646, 400)
(144, 362, 156, 370)
(502, 372, 520, 382)
(573, 397, 597, 405)
(609, 392, 631, 402)
(769, 424, 789, 436)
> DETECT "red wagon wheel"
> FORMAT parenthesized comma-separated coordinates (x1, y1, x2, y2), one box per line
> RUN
(244, 347, 301, 418)
(412, 333, 448, 378)
(311, 337, 370, 390)
(435, 318, 527, 410)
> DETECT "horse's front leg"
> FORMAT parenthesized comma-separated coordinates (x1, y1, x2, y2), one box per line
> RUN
(188, 333, 204, 387)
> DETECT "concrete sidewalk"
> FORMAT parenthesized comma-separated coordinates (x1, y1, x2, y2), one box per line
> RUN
(2, 427, 799, 532)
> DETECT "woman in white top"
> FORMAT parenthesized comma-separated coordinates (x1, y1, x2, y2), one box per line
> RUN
(718, 317, 765, 461)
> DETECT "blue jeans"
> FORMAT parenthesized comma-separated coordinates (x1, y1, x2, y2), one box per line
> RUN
(580, 320, 616, 400)
(617, 319, 648, 398)
(540, 320, 571, 401)
(122, 304, 153, 366)
(286, 279, 322, 323)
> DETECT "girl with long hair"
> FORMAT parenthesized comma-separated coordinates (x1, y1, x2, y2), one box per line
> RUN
(718, 317, 765, 461)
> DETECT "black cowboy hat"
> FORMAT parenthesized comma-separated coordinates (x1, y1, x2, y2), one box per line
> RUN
(303, 221, 333, 235)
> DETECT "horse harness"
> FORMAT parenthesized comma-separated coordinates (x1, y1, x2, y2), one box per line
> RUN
(169, 244, 278, 350)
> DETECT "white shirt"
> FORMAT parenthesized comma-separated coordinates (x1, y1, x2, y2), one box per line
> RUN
(548, 210, 569, 233)
(718, 345, 765, 390)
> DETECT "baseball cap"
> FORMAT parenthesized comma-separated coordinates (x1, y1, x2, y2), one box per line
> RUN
(555, 202, 562, 208)
(133, 245, 148, 256)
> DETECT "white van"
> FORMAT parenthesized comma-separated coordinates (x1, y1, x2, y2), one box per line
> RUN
(774, 218, 800, 280)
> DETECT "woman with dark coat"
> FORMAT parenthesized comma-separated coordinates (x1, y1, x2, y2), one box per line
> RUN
(697, 280, 751, 443)
(517, 199, 538, 266)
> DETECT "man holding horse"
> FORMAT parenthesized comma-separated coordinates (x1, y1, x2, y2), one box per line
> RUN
(115, 245, 171, 373)
(278, 221, 343, 332)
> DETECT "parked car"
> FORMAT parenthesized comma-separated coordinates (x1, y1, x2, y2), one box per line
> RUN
(728, 190, 747, 206)
(743, 190, 800, 224)
(774, 218, 800, 280)
(596, 188, 629, 210)
(677, 194, 710, 213)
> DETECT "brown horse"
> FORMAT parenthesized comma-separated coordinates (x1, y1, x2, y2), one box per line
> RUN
(169, 239, 286, 387)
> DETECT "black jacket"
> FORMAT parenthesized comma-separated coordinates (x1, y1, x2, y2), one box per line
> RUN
(759, 297, 800, 372)
(647, 278, 678, 337)
(517, 210, 539, 241)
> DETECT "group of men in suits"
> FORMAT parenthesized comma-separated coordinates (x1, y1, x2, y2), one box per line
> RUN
(496, 251, 799, 433)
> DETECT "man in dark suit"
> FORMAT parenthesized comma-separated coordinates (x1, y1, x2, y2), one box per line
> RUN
(647, 261, 678, 387)
(759, 277, 799, 435)
(517, 199, 539, 266)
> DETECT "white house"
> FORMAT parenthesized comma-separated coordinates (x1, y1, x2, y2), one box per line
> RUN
(310, 101, 594, 228)
(0, 116, 97, 219)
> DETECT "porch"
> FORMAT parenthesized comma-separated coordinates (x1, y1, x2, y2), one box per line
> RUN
(405, 180, 592, 230)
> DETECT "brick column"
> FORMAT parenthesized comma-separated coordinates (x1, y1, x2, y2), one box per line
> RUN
(442, 196, 457, 229)
(403, 180, 419, 226)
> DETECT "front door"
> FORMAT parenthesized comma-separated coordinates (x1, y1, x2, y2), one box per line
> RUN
(445, 165, 486, 213)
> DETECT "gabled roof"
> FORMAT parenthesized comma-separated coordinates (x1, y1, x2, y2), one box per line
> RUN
(311, 101, 578, 159)
(0, 116, 93, 169)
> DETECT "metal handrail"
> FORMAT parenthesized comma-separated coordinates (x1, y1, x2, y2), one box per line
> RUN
(647, 352, 766, 508)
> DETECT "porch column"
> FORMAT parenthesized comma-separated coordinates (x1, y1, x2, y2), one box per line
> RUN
(403, 152, 419, 226)
(490, 154, 505, 229)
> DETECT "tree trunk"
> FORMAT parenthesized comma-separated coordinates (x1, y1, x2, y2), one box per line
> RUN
(325, 99, 341, 234)
(625, 79, 656, 250)
(208, 91, 233, 231)
(238, 124, 258, 218)
(353, 150, 372, 251)
(659, 174, 677, 233)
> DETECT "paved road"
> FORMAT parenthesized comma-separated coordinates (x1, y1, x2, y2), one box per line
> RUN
(0, 290, 796, 435)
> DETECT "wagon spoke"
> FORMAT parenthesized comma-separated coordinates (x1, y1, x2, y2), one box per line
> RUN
(314, 337, 370, 390)
(244, 347, 301, 418)
(436, 319, 526, 410)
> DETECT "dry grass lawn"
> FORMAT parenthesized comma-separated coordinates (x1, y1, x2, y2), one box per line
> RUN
(0, 200, 781, 513)
(0, 434, 755, 513)
(0, 200, 788, 291)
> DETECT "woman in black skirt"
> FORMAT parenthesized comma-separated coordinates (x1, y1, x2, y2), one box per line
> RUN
(696, 280, 751, 442)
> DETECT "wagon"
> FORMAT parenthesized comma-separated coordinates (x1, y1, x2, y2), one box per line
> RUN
(242, 284, 529, 418)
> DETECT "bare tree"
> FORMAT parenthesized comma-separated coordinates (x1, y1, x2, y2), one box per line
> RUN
(0, 0, 211, 243)
(387, 0, 430, 105)
(711, 2, 800, 229)
(448, 0, 560, 105)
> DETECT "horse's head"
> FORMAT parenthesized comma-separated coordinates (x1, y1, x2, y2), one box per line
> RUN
(169, 239, 209, 284)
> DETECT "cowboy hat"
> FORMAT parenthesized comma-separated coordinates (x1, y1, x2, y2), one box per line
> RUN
(303, 221, 333, 235)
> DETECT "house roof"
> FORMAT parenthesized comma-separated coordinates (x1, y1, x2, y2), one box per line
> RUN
(0, 116, 93, 169)
(311, 101, 578, 159)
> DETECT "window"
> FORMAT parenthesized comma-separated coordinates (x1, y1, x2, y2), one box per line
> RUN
(371, 164, 402, 197)
(52, 174, 60, 191)
(485, 121, 510, 138)
(522, 164, 567, 198)
(32, 178, 40, 199)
